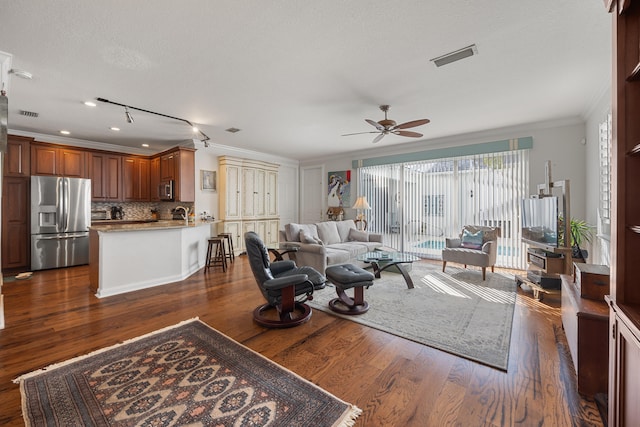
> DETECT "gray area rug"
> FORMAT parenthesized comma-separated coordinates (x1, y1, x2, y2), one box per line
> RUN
(309, 263, 517, 370)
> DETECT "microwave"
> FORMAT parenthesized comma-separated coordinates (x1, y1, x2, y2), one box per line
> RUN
(159, 180, 174, 201)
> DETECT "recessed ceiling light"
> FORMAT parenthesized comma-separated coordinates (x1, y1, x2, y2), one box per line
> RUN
(60, 130, 70, 135)
(110, 127, 120, 131)
(84, 101, 97, 107)
(225, 127, 241, 133)
(142, 143, 149, 147)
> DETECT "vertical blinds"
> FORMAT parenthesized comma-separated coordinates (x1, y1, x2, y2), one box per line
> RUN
(357, 149, 529, 269)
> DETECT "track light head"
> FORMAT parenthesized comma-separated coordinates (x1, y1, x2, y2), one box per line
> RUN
(125, 107, 134, 123)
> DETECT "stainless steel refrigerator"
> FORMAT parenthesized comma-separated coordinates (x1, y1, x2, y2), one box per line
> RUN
(31, 176, 91, 270)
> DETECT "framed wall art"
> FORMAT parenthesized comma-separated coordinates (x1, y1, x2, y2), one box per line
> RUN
(201, 170, 216, 191)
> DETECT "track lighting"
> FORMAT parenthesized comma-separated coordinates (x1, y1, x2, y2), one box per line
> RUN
(124, 106, 134, 123)
(96, 97, 211, 146)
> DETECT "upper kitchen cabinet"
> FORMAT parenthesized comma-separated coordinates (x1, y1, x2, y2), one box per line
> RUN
(4, 135, 32, 177)
(31, 142, 87, 178)
(160, 152, 176, 181)
(157, 147, 195, 202)
(88, 152, 122, 202)
(123, 156, 150, 201)
(150, 157, 161, 201)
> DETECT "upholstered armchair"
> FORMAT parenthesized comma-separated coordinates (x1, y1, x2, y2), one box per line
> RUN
(244, 231, 326, 328)
(441, 226, 501, 280)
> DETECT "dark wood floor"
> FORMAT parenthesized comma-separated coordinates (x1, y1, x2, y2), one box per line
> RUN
(0, 257, 604, 426)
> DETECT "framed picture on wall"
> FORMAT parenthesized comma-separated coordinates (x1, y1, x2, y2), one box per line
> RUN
(201, 170, 216, 191)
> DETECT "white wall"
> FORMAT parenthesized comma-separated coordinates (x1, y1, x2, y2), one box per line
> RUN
(300, 118, 589, 225)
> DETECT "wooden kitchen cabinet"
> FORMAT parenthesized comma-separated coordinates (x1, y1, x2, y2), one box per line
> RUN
(59, 147, 87, 177)
(123, 156, 150, 201)
(31, 142, 87, 177)
(160, 152, 176, 181)
(150, 156, 160, 201)
(1, 177, 30, 270)
(4, 135, 32, 177)
(88, 152, 122, 201)
(157, 147, 195, 202)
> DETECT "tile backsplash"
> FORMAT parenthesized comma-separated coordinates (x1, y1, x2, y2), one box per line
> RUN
(91, 202, 195, 220)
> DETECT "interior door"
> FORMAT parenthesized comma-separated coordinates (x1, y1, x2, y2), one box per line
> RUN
(300, 165, 324, 224)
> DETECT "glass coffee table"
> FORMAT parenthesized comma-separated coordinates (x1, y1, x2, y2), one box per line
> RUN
(356, 251, 420, 289)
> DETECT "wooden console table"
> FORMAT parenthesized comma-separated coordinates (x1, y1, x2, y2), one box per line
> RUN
(560, 274, 609, 396)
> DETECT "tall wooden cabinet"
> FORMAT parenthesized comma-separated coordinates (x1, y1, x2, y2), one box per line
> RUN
(219, 156, 279, 254)
(4, 135, 31, 177)
(2, 136, 31, 270)
(606, 1, 640, 426)
(158, 147, 195, 202)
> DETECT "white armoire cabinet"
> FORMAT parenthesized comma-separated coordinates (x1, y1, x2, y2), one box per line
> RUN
(218, 156, 279, 254)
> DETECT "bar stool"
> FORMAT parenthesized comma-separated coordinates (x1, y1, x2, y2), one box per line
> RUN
(218, 232, 235, 264)
(205, 237, 227, 272)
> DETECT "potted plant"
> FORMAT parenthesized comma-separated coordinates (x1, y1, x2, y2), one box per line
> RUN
(559, 216, 594, 262)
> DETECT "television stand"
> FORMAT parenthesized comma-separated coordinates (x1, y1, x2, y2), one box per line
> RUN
(518, 246, 572, 301)
(515, 274, 560, 301)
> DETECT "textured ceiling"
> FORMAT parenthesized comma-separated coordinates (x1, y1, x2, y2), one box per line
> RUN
(0, 0, 610, 160)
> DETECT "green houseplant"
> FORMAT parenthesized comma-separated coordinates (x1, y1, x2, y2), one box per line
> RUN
(558, 216, 594, 261)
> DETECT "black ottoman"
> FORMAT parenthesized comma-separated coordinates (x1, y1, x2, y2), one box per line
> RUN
(325, 264, 375, 315)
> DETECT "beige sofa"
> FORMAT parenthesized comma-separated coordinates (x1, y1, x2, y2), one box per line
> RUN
(280, 220, 383, 273)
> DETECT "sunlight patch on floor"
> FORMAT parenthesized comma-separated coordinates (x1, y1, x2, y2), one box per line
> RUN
(421, 275, 471, 299)
(420, 271, 516, 304)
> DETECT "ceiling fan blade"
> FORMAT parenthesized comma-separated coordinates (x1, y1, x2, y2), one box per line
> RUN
(393, 130, 423, 138)
(394, 118, 430, 130)
(366, 119, 385, 131)
(341, 131, 380, 136)
(372, 133, 386, 144)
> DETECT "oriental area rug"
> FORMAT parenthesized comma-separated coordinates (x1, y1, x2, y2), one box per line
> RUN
(309, 263, 517, 371)
(15, 319, 361, 427)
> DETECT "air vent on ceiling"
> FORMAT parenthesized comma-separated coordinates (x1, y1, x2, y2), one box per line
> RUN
(430, 44, 478, 67)
(225, 127, 241, 133)
(19, 109, 39, 118)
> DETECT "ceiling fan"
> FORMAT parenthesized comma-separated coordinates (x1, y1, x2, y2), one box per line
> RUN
(342, 105, 430, 144)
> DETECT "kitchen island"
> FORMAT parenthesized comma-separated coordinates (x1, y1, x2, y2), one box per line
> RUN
(89, 220, 214, 298)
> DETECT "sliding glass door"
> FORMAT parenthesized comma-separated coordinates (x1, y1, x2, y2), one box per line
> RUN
(358, 149, 529, 269)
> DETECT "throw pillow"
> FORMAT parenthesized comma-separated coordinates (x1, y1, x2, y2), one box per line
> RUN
(316, 221, 342, 245)
(286, 223, 319, 242)
(300, 230, 323, 245)
(348, 228, 369, 242)
(461, 229, 484, 250)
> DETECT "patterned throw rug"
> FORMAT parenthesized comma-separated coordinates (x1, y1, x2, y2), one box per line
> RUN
(309, 263, 517, 370)
(15, 319, 361, 426)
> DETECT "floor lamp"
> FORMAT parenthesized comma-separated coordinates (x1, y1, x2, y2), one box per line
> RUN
(352, 196, 371, 230)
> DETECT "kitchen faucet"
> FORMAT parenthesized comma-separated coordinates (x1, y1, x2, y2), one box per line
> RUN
(175, 206, 189, 225)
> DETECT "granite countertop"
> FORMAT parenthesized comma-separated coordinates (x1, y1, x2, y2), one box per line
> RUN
(90, 219, 219, 232)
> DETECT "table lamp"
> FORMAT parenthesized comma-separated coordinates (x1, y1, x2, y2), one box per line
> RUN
(352, 196, 371, 229)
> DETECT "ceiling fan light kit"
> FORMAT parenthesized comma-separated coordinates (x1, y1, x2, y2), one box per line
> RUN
(342, 104, 430, 144)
